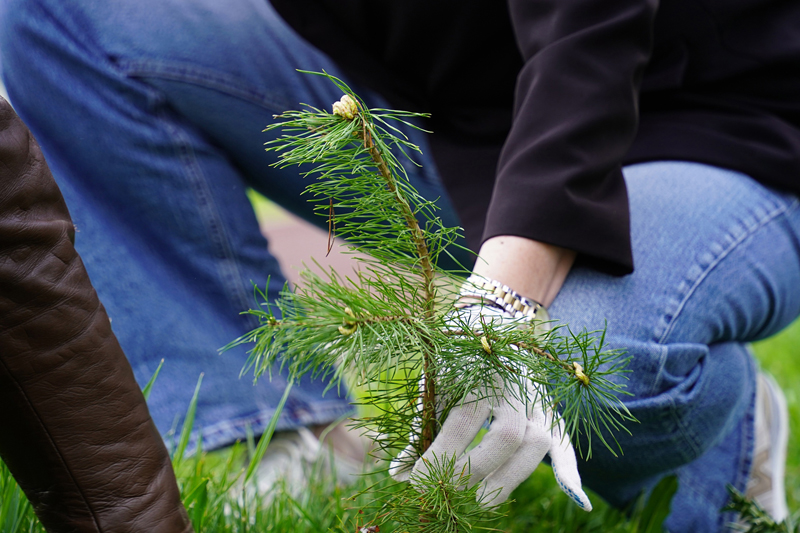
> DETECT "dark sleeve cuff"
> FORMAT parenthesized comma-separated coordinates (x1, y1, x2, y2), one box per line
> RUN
(483, 0, 659, 275)
(482, 165, 633, 275)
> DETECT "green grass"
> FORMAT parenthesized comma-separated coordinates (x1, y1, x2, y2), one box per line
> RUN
(1, 318, 798, 532)
(248, 189, 289, 225)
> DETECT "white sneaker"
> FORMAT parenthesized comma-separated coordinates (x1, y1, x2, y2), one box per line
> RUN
(250, 428, 320, 497)
(745, 372, 789, 522)
(251, 423, 371, 498)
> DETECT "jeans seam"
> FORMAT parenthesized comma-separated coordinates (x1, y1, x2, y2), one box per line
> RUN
(656, 198, 796, 345)
(92, 56, 268, 319)
(784, 197, 800, 249)
(114, 58, 292, 113)
(668, 395, 704, 461)
(653, 196, 795, 458)
(155, 106, 255, 318)
(734, 371, 757, 492)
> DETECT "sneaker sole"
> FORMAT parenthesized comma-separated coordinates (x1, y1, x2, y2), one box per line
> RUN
(762, 373, 789, 522)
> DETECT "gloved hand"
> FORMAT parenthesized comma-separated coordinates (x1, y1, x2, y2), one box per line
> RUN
(389, 277, 592, 510)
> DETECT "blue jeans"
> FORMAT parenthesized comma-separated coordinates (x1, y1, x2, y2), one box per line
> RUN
(551, 161, 800, 531)
(0, 0, 463, 454)
(3, 1, 800, 531)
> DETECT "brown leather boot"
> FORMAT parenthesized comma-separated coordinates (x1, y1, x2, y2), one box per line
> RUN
(0, 96, 193, 532)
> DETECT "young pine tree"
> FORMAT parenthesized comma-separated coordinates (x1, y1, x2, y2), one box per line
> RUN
(232, 72, 635, 532)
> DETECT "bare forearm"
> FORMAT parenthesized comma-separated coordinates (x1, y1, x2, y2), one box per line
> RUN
(472, 236, 576, 307)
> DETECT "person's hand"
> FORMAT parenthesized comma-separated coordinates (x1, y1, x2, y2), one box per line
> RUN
(389, 283, 592, 510)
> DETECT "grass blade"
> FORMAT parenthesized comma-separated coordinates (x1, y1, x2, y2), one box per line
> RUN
(174, 373, 204, 463)
(142, 358, 165, 401)
(244, 381, 293, 484)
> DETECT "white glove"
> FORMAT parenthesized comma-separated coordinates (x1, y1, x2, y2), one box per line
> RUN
(389, 301, 592, 510)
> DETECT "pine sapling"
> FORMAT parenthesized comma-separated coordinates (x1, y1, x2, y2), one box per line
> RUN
(230, 71, 636, 532)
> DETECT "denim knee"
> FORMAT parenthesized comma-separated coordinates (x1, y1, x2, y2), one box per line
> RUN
(573, 335, 754, 501)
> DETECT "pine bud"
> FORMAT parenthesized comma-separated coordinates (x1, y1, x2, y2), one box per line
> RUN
(332, 94, 359, 120)
(338, 324, 357, 336)
(572, 362, 590, 386)
(481, 335, 492, 354)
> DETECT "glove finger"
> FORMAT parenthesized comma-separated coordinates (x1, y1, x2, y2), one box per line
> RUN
(413, 398, 491, 480)
(453, 393, 527, 485)
(389, 443, 417, 482)
(548, 416, 592, 511)
(478, 416, 551, 504)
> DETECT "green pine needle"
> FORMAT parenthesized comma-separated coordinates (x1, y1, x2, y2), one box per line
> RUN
(723, 487, 797, 533)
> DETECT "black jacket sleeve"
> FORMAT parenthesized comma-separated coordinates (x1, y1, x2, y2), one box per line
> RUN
(484, 0, 659, 274)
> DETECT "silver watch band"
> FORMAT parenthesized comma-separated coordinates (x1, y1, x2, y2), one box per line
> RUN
(455, 274, 549, 322)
